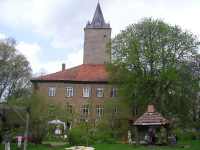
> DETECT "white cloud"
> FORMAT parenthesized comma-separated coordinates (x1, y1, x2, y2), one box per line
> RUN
(0, 33, 6, 39)
(1, 0, 200, 75)
(0, 0, 33, 29)
(33, 49, 83, 74)
(66, 49, 83, 68)
(16, 42, 41, 73)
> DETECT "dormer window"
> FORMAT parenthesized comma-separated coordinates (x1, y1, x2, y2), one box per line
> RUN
(95, 22, 101, 25)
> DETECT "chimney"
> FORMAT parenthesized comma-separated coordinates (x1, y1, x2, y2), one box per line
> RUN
(62, 63, 65, 72)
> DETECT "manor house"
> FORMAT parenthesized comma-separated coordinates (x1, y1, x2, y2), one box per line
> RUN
(31, 3, 139, 128)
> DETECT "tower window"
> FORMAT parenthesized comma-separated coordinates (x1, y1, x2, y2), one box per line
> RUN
(103, 35, 107, 41)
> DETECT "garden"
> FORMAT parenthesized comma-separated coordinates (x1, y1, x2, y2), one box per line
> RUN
(0, 127, 199, 150)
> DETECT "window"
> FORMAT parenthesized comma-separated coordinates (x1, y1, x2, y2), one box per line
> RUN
(104, 35, 107, 41)
(133, 108, 139, 116)
(97, 88, 103, 97)
(92, 119, 98, 125)
(111, 106, 118, 116)
(66, 105, 73, 115)
(95, 21, 101, 25)
(67, 87, 73, 97)
(82, 106, 89, 115)
(48, 106, 55, 116)
(96, 105, 103, 116)
(110, 88, 117, 98)
(133, 88, 138, 97)
(49, 87, 56, 96)
(83, 88, 89, 97)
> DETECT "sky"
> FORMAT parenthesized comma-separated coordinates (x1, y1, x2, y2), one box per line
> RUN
(0, 0, 200, 76)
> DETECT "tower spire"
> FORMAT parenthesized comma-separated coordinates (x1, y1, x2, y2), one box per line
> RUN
(85, 3, 110, 29)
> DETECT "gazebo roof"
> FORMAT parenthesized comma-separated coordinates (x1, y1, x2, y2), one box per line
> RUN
(133, 105, 170, 126)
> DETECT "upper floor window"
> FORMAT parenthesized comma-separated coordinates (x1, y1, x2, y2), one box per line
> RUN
(66, 105, 73, 115)
(110, 88, 117, 98)
(49, 87, 56, 97)
(82, 106, 89, 115)
(103, 35, 107, 41)
(83, 88, 89, 97)
(67, 87, 73, 97)
(97, 88, 103, 97)
(111, 106, 118, 116)
(133, 108, 139, 116)
(96, 105, 103, 116)
(48, 106, 55, 116)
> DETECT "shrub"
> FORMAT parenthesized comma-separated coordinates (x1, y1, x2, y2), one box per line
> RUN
(93, 129, 112, 143)
(105, 138, 116, 144)
(67, 129, 85, 145)
(173, 129, 196, 141)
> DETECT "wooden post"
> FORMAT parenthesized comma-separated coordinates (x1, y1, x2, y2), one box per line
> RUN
(166, 124, 169, 146)
(24, 107, 30, 150)
(134, 126, 139, 145)
(86, 121, 88, 147)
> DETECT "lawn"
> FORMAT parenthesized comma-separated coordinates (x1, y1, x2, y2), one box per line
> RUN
(0, 140, 199, 150)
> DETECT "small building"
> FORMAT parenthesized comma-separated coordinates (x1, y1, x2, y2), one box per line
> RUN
(133, 104, 170, 145)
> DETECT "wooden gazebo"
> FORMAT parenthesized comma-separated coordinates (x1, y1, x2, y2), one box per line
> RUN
(133, 104, 170, 145)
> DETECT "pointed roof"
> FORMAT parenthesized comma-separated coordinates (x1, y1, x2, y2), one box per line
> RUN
(85, 3, 110, 29)
(31, 64, 109, 83)
(133, 105, 170, 126)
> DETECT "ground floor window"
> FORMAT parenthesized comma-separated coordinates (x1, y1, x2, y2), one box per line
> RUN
(96, 105, 103, 116)
(133, 108, 139, 116)
(83, 106, 89, 115)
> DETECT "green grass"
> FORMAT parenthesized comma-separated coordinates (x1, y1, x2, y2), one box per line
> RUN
(0, 140, 200, 150)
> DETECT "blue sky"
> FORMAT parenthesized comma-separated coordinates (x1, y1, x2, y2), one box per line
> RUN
(0, 0, 200, 75)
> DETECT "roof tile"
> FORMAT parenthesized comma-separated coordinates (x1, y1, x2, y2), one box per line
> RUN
(31, 64, 109, 82)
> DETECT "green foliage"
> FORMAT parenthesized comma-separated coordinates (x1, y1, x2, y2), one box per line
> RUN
(7, 93, 68, 145)
(43, 133, 65, 142)
(96, 99, 132, 139)
(94, 129, 112, 142)
(67, 128, 85, 145)
(105, 17, 200, 126)
(173, 129, 196, 141)
(0, 37, 32, 102)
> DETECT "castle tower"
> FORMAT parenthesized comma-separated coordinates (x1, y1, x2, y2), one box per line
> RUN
(83, 3, 111, 64)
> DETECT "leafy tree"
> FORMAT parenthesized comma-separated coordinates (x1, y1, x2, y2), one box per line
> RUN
(7, 93, 68, 144)
(105, 18, 200, 125)
(97, 100, 130, 138)
(0, 38, 32, 102)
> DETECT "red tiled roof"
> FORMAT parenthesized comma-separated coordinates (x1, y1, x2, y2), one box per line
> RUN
(31, 64, 109, 82)
(133, 105, 170, 126)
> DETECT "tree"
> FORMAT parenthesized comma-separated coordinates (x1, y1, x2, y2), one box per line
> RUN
(97, 100, 131, 138)
(105, 18, 200, 125)
(7, 93, 68, 144)
(0, 38, 32, 102)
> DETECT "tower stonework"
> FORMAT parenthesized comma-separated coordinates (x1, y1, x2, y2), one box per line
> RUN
(83, 3, 111, 64)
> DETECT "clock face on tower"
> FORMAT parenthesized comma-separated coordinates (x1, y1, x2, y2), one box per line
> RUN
(95, 22, 101, 25)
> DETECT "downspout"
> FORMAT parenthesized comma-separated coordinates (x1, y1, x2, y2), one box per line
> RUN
(90, 82, 93, 124)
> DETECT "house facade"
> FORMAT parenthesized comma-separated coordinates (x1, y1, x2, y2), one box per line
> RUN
(31, 3, 138, 127)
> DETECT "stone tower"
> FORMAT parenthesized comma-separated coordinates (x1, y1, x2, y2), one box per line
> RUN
(83, 3, 111, 64)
